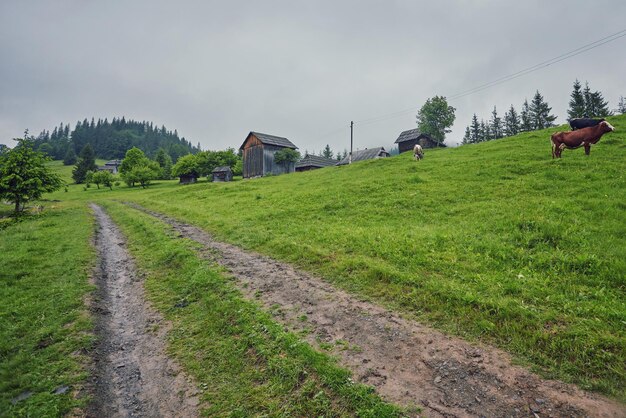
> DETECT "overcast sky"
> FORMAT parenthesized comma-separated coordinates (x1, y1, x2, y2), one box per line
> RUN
(1, 0, 625, 154)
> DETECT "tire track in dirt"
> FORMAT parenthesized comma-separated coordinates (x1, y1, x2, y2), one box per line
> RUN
(88, 204, 199, 418)
(128, 202, 625, 418)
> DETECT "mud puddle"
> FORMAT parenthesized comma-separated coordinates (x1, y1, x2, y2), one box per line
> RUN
(128, 203, 624, 418)
(88, 204, 198, 417)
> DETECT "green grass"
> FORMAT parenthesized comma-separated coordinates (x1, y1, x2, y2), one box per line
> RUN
(4, 114, 624, 415)
(100, 200, 404, 417)
(0, 202, 95, 416)
(46, 159, 107, 185)
(47, 115, 625, 399)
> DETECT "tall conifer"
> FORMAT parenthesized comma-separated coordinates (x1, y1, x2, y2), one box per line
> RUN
(567, 79, 586, 119)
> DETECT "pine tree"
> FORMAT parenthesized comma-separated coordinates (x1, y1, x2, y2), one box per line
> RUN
(588, 89, 611, 117)
(322, 144, 334, 159)
(490, 106, 503, 139)
(503, 105, 520, 137)
(154, 148, 173, 179)
(567, 79, 586, 119)
(484, 120, 492, 141)
(72, 143, 98, 183)
(470, 113, 480, 143)
(529, 91, 557, 130)
(617, 96, 626, 114)
(520, 99, 533, 132)
(582, 82, 592, 117)
(63, 145, 77, 165)
(462, 126, 471, 145)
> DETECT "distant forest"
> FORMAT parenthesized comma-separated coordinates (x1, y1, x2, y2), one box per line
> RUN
(33, 117, 199, 161)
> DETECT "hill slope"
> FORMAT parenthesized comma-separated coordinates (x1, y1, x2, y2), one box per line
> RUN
(64, 115, 626, 399)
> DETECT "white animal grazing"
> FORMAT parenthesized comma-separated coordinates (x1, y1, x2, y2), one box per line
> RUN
(413, 144, 424, 160)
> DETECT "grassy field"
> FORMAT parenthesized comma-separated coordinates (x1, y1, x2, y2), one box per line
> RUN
(100, 200, 403, 416)
(2, 114, 624, 415)
(0, 202, 95, 416)
(48, 115, 625, 399)
(45, 159, 107, 185)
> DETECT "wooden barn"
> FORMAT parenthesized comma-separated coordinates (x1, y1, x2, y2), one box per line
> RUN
(295, 154, 336, 172)
(336, 147, 390, 166)
(179, 173, 198, 184)
(212, 166, 233, 182)
(239, 132, 298, 178)
(394, 129, 444, 153)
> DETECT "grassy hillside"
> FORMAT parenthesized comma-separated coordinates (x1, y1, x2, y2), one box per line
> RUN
(0, 202, 95, 416)
(56, 115, 624, 398)
(37, 115, 626, 401)
(46, 159, 107, 185)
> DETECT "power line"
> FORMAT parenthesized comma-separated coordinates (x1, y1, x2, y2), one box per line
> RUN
(310, 29, 626, 142)
(447, 29, 626, 100)
(353, 29, 626, 127)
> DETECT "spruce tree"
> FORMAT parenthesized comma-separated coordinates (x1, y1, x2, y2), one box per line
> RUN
(529, 91, 557, 130)
(503, 105, 520, 137)
(154, 148, 173, 179)
(470, 114, 481, 143)
(322, 144, 334, 159)
(588, 89, 611, 117)
(617, 96, 626, 114)
(72, 144, 98, 183)
(490, 106, 503, 139)
(579, 81, 611, 117)
(462, 126, 471, 145)
(520, 99, 533, 132)
(567, 79, 586, 119)
(63, 145, 77, 165)
(479, 120, 488, 142)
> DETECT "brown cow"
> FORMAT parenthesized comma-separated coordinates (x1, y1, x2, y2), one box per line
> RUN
(551, 121, 615, 158)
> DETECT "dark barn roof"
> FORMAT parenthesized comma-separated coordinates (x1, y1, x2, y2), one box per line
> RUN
(395, 129, 445, 148)
(336, 147, 390, 165)
(395, 129, 427, 143)
(295, 154, 336, 169)
(240, 131, 297, 150)
(212, 166, 232, 173)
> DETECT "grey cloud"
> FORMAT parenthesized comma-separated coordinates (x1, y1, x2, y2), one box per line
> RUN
(1, 0, 625, 153)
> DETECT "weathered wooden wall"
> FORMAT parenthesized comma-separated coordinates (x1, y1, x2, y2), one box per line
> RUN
(242, 134, 295, 178)
(242, 135, 263, 178)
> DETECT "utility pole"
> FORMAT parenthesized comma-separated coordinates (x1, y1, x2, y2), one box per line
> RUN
(349, 121, 354, 164)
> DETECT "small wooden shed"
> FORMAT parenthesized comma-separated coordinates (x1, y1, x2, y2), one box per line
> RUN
(295, 154, 336, 172)
(98, 159, 122, 174)
(179, 173, 198, 184)
(239, 132, 298, 178)
(395, 129, 444, 153)
(212, 166, 233, 182)
(336, 147, 390, 166)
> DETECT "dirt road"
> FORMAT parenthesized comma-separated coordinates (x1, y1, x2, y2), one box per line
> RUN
(129, 203, 624, 418)
(88, 204, 198, 417)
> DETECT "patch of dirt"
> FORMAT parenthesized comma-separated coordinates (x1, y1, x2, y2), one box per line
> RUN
(129, 203, 625, 418)
(88, 204, 199, 417)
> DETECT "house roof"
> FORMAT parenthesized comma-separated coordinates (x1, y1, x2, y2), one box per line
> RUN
(240, 131, 298, 150)
(104, 159, 122, 165)
(212, 166, 232, 173)
(336, 147, 390, 165)
(295, 154, 336, 169)
(395, 129, 429, 144)
(394, 129, 446, 147)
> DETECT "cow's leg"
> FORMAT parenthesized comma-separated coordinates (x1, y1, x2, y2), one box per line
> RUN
(558, 143, 566, 158)
(584, 143, 591, 155)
